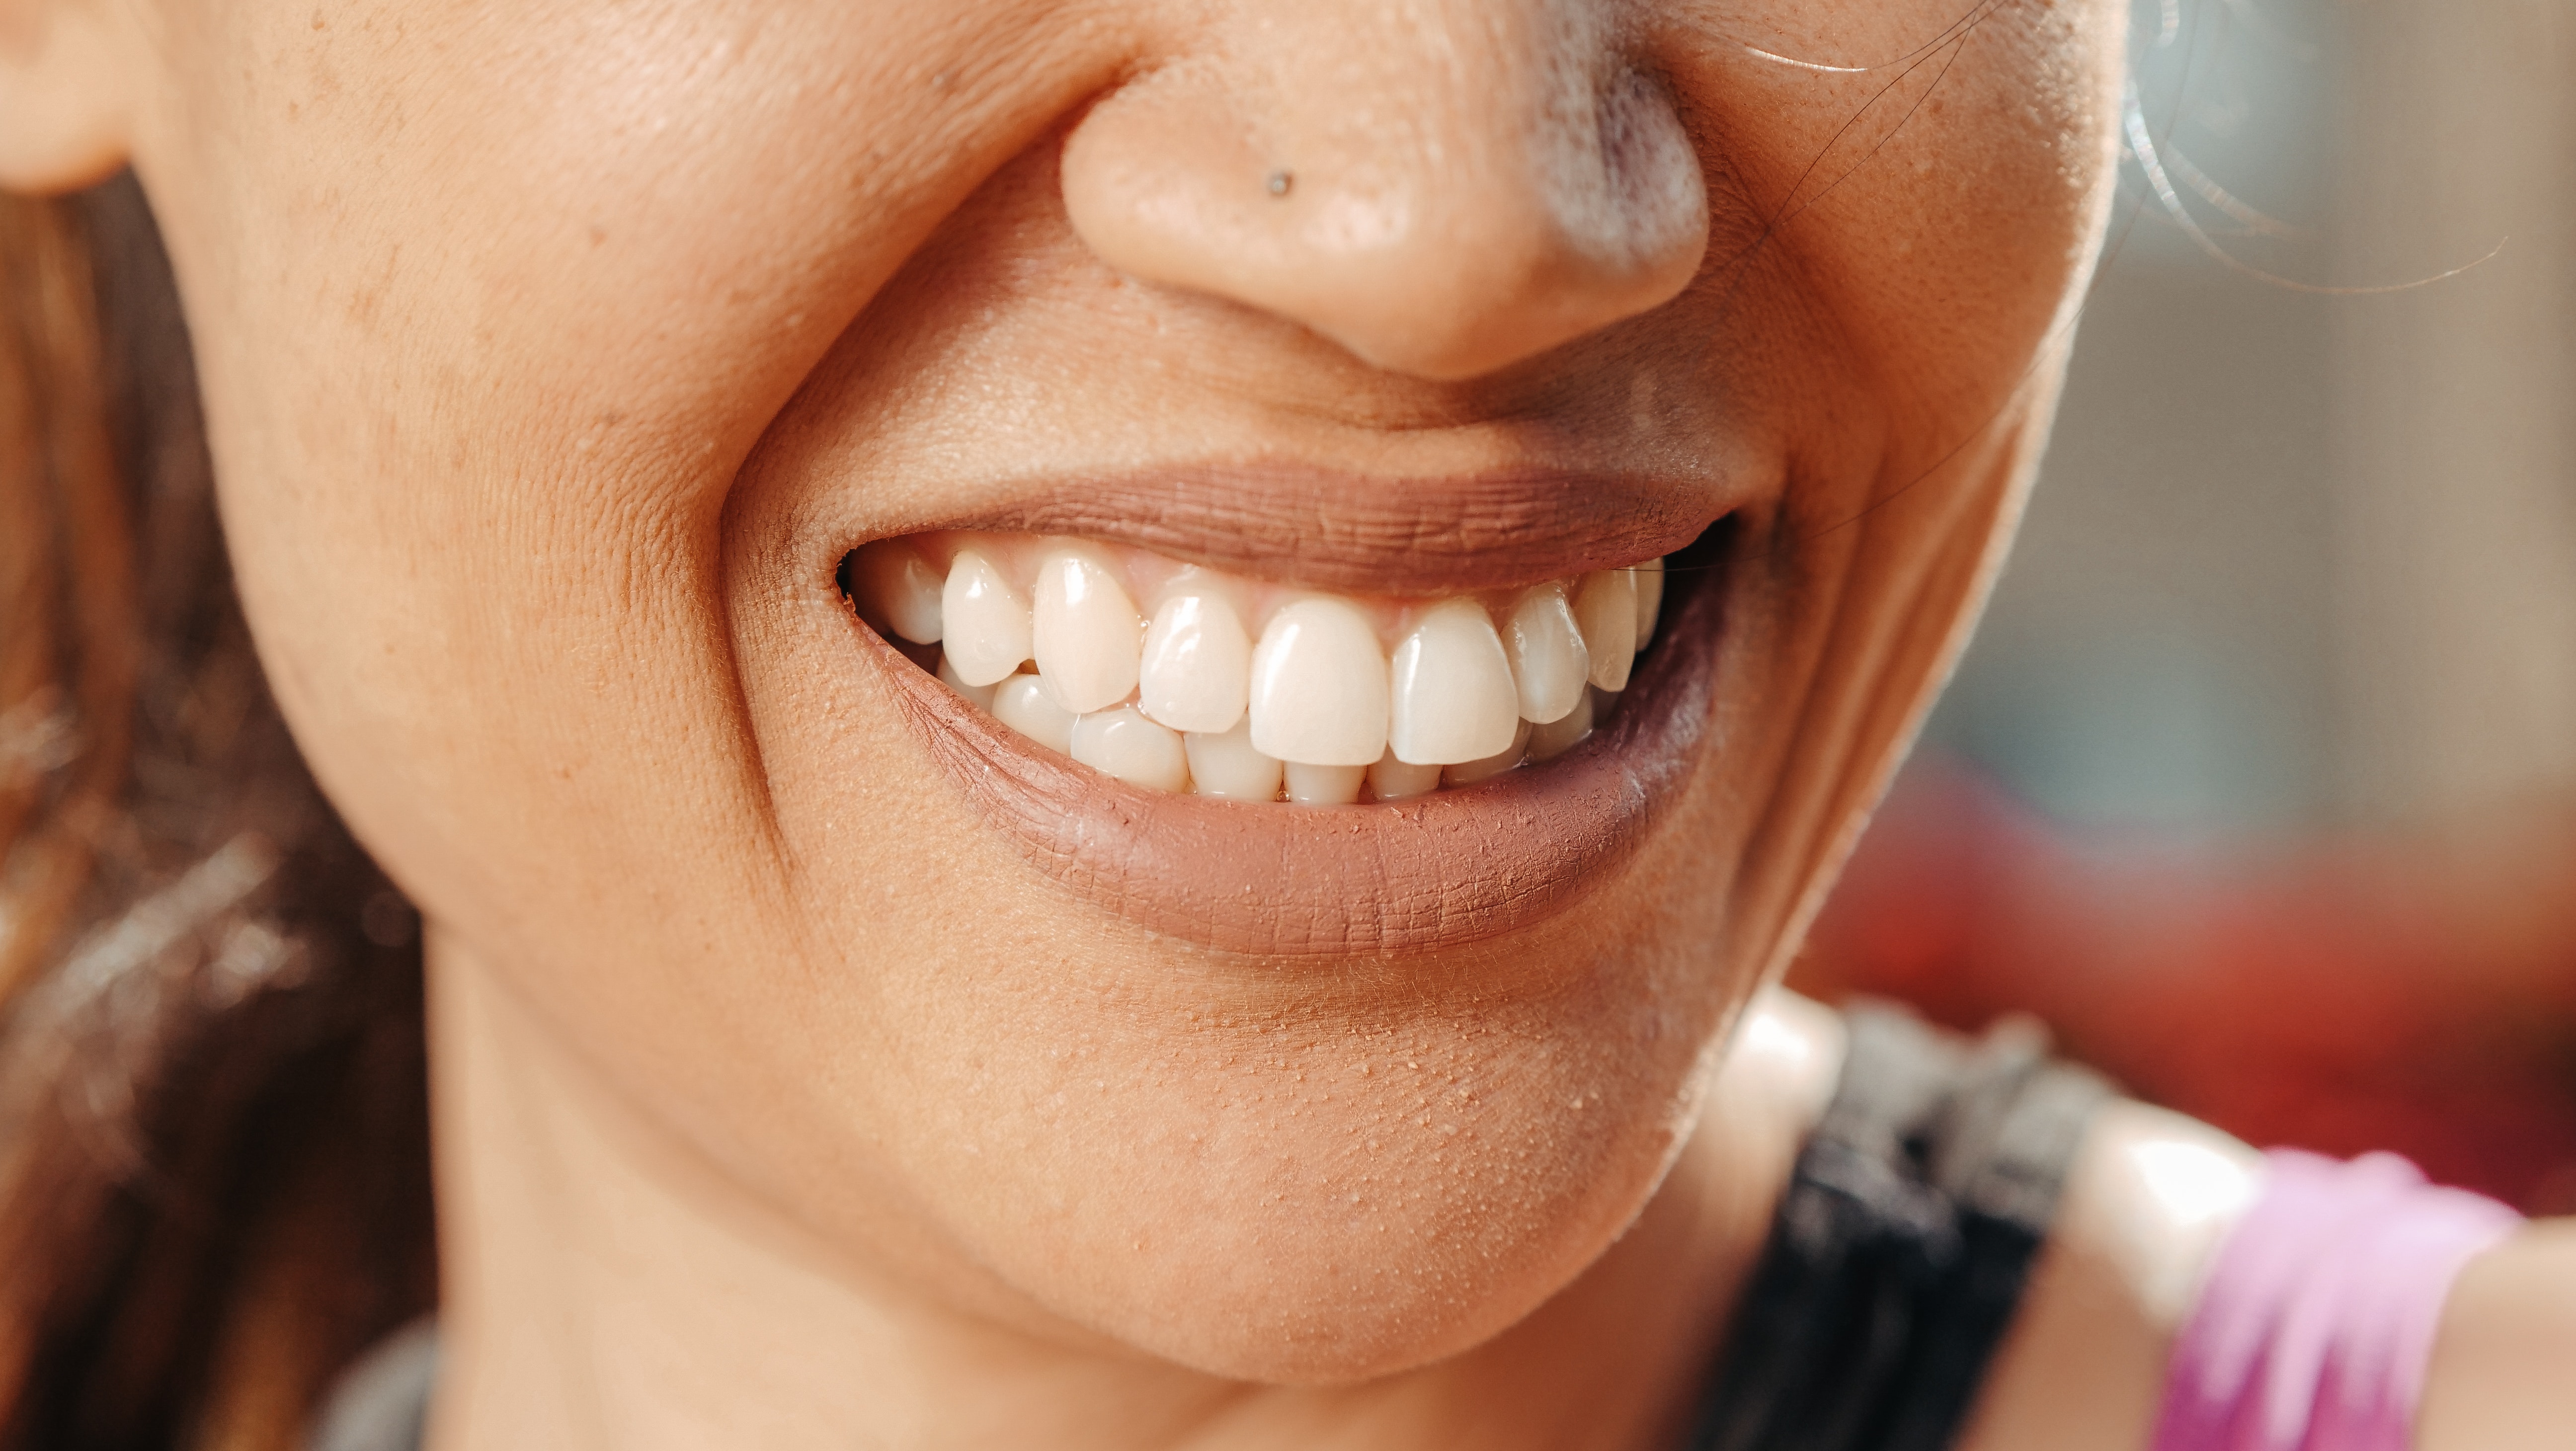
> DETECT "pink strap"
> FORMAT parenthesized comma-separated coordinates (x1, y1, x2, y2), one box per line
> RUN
(2151, 1150, 2522, 1451)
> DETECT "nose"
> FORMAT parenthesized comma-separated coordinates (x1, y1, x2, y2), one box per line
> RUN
(1059, 1, 1710, 382)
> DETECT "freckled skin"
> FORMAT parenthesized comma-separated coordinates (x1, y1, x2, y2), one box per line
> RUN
(4, 0, 2131, 1443)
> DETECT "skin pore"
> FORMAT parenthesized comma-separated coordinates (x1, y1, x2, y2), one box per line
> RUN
(19, 1, 2569, 1449)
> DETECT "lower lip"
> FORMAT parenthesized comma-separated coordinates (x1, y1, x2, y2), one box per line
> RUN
(846, 533, 1729, 959)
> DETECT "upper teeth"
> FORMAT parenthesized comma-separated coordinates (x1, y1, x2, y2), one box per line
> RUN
(853, 534, 1667, 803)
(1504, 582, 1591, 725)
(1248, 597, 1393, 766)
(1031, 548, 1144, 714)
(1387, 598, 1520, 767)
(938, 550, 1033, 688)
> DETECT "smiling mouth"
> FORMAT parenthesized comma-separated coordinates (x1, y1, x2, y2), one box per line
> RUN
(844, 530, 1666, 804)
(824, 467, 1739, 958)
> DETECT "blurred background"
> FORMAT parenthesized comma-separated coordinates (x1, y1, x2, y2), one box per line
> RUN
(1789, 0, 2576, 1209)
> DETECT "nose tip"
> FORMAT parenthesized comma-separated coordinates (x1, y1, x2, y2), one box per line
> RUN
(1060, 29, 1709, 382)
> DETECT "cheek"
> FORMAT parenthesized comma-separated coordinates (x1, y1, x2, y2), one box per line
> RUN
(129, 6, 1008, 1246)
(135, 0, 1087, 1012)
(1678, 0, 2127, 440)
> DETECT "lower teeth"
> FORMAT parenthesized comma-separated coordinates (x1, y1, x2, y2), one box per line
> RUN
(927, 643, 1623, 803)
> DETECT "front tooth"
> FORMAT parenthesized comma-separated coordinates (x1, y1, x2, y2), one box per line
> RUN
(1248, 598, 1389, 767)
(1505, 583, 1591, 726)
(1070, 707, 1191, 793)
(990, 672, 1076, 755)
(1284, 761, 1367, 805)
(1185, 721, 1285, 801)
(852, 541, 945, 644)
(1527, 686, 1594, 761)
(1032, 549, 1143, 714)
(937, 651, 999, 712)
(1368, 750, 1443, 802)
(1387, 598, 1520, 765)
(1632, 558, 1666, 647)
(1573, 570, 1639, 691)
(1444, 718, 1531, 786)
(1138, 591, 1251, 733)
(942, 550, 1033, 687)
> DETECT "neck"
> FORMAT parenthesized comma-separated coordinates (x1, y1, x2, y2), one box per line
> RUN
(424, 939, 1841, 1451)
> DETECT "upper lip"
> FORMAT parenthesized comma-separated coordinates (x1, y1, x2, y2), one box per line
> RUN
(826, 459, 1741, 596)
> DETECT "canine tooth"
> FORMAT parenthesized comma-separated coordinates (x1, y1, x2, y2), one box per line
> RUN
(1185, 721, 1284, 801)
(1032, 549, 1143, 714)
(1633, 558, 1666, 647)
(1387, 598, 1520, 765)
(1284, 761, 1367, 805)
(1071, 707, 1191, 793)
(990, 673, 1076, 756)
(1574, 570, 1639, 692)
(1505, 583, 1591, 725)
(942, 550, 1033, 686)
(1592, 685, 1621, 723)
(1527, 687, 1594, 761)
(1138, 592, 1251, 733)
(1248, 598, 1389, 767)
(1444, 719, 1531, 786)
(852, 541, 945, 644)
(937, 651, 998, 712)
(1368, 750, 1443, 802)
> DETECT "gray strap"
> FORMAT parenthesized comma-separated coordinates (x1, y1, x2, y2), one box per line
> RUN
(307, 1319, 437, 1451)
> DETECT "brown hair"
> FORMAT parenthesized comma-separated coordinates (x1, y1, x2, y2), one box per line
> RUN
(0, 175, 436, 1451)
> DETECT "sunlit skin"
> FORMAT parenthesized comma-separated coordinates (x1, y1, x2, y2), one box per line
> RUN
(10, 0, 2576, 1448)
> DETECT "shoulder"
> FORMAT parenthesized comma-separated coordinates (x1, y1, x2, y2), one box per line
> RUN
(1961, 1092, 2259, 1450)
(1709, 987, 1848, 1134)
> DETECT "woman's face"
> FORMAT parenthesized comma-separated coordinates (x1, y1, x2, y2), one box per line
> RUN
(69, 0, 2117, 1381)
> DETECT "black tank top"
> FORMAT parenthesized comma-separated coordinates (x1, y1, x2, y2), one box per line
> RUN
(309, 1005, 2106, 1451)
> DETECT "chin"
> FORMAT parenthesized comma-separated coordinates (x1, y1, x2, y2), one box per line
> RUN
(988, 998, 1716, 1385)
